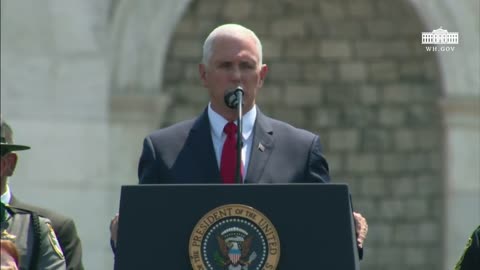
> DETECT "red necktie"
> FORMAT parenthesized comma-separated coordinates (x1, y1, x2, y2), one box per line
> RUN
(220, 122, 243, 184)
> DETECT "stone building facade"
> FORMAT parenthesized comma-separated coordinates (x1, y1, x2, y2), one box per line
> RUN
(1, 0, 478, 269)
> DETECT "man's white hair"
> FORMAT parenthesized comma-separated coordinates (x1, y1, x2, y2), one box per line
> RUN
(202, 24, 263, 67)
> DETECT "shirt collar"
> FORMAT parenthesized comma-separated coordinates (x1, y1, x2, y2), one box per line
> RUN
(1, 184, 12, 205)
(208, 103, 257, 140)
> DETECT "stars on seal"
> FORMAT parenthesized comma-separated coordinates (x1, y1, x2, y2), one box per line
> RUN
(202, 218, 267, 270)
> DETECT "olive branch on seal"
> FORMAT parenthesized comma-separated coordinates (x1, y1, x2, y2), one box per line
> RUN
(213, 251, 226, 266)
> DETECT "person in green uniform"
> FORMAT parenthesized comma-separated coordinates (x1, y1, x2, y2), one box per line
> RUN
(455, 225, 480, 270)
(0, 117, 83, 270)
(1, 202, 66, 270)
(1, 127, 66, 270)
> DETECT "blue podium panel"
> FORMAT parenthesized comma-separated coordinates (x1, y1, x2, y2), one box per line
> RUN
(114, 184, 360, 270)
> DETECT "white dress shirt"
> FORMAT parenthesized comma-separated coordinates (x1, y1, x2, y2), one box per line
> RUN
(208, 103, 256, 179)
(1, 184, 12, 204)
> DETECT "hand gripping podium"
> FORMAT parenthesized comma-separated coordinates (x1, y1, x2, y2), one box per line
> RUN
(114, 184, 360, 270)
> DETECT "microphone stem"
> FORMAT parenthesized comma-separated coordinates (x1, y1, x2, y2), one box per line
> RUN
(236, 91, 243, 184)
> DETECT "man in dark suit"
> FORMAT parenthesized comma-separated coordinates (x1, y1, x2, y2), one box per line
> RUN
(139, 107, 330, 185)
(112, 23, 368, 252)
(140, 24, 329, 185)
(0, 117, 84, 270)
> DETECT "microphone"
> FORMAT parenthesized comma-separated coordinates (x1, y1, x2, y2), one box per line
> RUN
(224, 86, 244, 184)
(224, 86, 244, 109)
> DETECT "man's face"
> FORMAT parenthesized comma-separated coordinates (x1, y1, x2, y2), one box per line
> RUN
(0, 153, 17, 194)
(199, 34, 268, 120)
(0, 153, 17, 179)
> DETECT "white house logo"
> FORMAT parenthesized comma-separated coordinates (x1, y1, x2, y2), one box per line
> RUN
(422, 27, 459, 52)
(189, 204, 280, 270)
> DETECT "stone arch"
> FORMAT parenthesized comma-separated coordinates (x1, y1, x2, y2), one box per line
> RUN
(108, 0, 193, 125)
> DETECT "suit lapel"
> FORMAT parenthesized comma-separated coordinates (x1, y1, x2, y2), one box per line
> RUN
(187, 109, 222, 183)
(245, 109, 274, 183)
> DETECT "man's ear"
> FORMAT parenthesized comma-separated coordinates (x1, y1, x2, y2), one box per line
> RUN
(258, 64, 268, 87)
(198, 63, 208, 87)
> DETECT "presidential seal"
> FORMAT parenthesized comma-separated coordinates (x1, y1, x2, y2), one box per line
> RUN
(189, 204, 280, 270)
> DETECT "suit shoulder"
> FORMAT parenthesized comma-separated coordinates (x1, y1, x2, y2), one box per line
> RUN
(10, 201, 72, 227)
(7, 205, 34, 216)
(146, 118, 196, 141)
(267, 116, 318, 140)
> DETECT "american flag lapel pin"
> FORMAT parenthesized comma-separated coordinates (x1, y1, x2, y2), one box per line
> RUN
(258, 143, 265, 152)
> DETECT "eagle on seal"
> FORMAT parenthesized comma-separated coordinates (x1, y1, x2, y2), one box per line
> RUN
(216, 234, 254, 267)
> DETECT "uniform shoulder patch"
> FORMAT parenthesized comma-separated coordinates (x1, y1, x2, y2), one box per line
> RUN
(46, 222, 64, 259)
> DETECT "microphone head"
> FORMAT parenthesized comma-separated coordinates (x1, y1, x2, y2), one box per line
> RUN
(224, 86, 244, 109)
(234, 86, 244, 94)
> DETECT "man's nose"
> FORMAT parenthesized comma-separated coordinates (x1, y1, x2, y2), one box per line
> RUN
(229, 66, 241, 83)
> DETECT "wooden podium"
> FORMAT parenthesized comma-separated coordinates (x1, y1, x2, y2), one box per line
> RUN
(114, 183, 360, 269)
